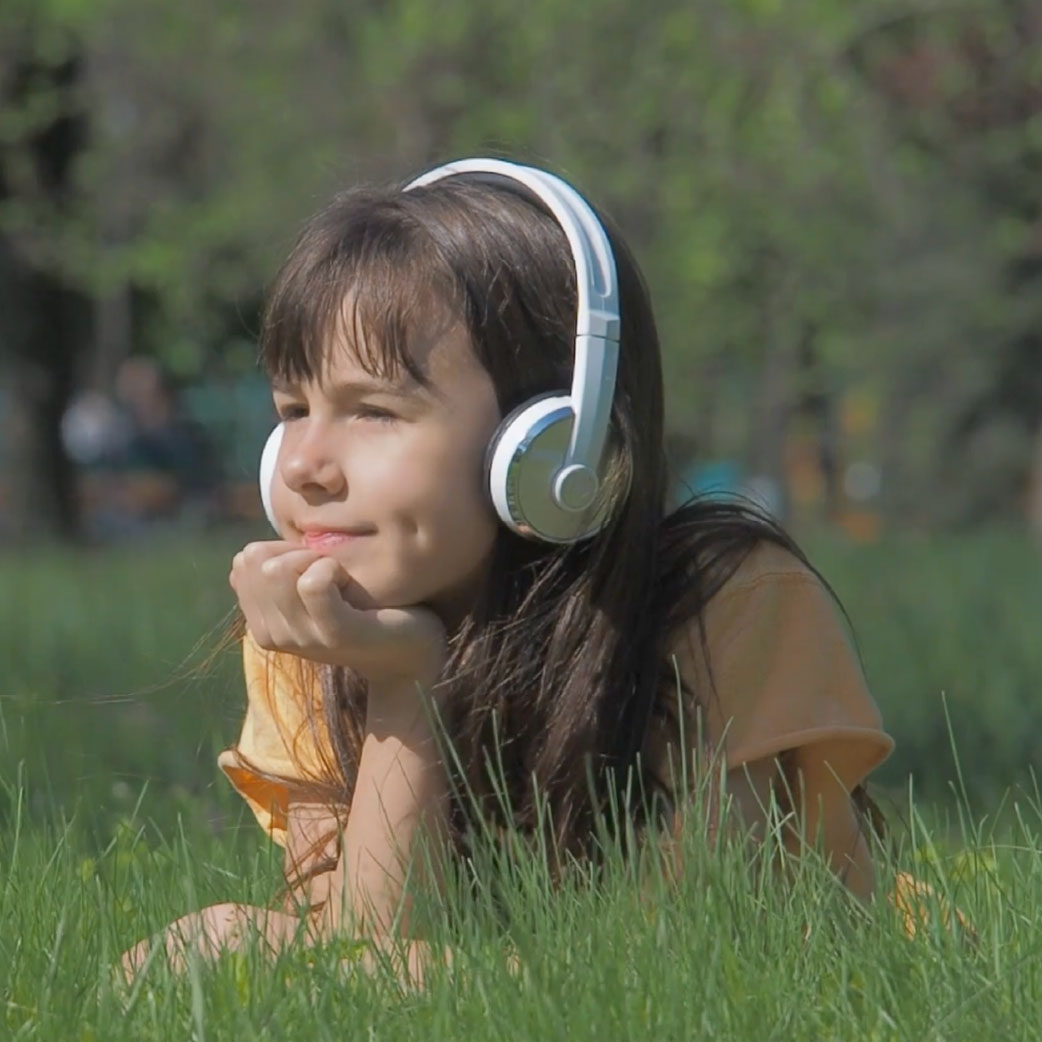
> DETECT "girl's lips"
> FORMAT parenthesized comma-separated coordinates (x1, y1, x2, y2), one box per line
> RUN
(301, 530, 372, 550)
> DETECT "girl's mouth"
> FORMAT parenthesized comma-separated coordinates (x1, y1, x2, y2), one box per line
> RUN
(301, 529, 372, 550)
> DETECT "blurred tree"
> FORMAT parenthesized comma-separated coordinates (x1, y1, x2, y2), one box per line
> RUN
(852, 1, 1042, 532)
(2, 0, 1040, 538)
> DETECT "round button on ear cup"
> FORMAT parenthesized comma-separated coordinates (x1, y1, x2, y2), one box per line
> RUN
(487, 395, 612, 543)
(259, 423, 284, 534)
(553, 463, 599, 512)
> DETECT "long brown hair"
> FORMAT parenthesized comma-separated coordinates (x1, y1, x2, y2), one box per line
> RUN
(250, 172, 876, 869)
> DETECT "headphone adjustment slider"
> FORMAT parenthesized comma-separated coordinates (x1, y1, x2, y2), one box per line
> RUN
(579, 310, 622, 341)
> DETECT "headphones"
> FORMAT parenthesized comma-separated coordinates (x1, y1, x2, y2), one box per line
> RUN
(259, 157, 622, 544)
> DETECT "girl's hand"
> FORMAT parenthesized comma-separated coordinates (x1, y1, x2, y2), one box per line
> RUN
(229, 541, 446, 692)
(120, 903, 311, 984)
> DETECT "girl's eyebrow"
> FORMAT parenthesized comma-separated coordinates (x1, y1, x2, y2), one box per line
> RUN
(329, 377, 420, 398)
(271, 375, 424, 398)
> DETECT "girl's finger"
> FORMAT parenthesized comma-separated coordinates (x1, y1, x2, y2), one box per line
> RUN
(259, 550, 327, 625)
(231, 541, 300, 595)
(296, 557, 358, 644)
(260, 548, 325, 580)
(235, 549, 315, 647)
(236, 540, 297, 570)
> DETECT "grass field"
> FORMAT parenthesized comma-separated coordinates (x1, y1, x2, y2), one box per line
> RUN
(2, 527, 1041, 1039)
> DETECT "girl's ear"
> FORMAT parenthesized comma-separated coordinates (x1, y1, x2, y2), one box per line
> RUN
(259, 423, 285, 535)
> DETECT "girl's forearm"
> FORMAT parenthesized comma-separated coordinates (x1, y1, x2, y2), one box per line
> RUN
(322, 680, 450, 938)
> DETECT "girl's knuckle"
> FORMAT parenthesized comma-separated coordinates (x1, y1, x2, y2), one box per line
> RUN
(261, 555, 283, 577)
(297, 571, 324, 597)
(242, 542, 266, 565)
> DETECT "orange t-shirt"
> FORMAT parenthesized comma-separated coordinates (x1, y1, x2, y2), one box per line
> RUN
(219, 541, 894, 887)
(218, 638, 331, 847)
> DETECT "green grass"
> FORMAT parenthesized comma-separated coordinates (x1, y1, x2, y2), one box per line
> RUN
(0, 531, 248, 840)
(2, 527, 1041, 1039)
(809, 528, 1042, 807)
(4, 764, 1042, 1040)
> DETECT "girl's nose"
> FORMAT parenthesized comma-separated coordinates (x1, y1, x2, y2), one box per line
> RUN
(280, 429, 346, 499)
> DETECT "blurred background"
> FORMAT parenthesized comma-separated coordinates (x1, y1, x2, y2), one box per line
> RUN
(1, 0, 1040, 838)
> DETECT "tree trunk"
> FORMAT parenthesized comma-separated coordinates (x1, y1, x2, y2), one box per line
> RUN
(0, 43, 89, 542)
(91, 287, 132, 390)
(748, 266, 796, 522)
(4, 273, 87, 542)
(877, 375, 917, 528)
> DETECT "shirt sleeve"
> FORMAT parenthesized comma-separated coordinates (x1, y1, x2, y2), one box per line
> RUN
(666, 546, 895, 896)
(217, 631, 330, 847)
(674, 558, 894, 788)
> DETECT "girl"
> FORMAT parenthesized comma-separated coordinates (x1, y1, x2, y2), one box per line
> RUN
(122, 158, 894, 979)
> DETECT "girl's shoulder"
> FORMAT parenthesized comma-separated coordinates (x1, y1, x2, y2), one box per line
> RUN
(663, 537, 830, 671)
(706, 538, 818, 596)
(668, 537, 842, 660)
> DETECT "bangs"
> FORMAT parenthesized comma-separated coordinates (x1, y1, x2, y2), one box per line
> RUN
(260, 193, 456, 388)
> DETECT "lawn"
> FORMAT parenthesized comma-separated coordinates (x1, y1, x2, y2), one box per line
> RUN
(2, 527, 1041, 1040)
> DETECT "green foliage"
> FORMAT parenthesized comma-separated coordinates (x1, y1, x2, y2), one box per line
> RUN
(2, 0, 1041, 519)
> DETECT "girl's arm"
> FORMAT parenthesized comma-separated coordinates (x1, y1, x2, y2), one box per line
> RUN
(319, 675, 450, 939)
(704, 754, 876, 902)
(282, 800, 342, 915)
(120, 690, 449, 985)
(717, 758, 778, 847)
(227, 543, 452, 936)
(122, 550, 452, 983)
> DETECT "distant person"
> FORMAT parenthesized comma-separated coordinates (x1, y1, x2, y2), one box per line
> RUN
(124, 159, 955, 983)
(61, 389, 132, 467)
(113, 356, 219, 525)
(60, 389, 136, 538)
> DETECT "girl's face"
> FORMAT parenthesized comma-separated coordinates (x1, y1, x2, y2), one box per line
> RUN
(269, 314, 502, 625)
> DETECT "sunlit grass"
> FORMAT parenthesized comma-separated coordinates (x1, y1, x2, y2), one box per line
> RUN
(2, 527, 1041, 1038)
(3, 762, 1042, 1040)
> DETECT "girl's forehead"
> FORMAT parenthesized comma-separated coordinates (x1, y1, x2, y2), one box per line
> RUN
(280, 314, 479, 395)
(338, 289, 465, 377)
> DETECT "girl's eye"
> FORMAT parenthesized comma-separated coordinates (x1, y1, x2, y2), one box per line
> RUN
(277, 404, 308, 422)
(356, 405, 396, 423)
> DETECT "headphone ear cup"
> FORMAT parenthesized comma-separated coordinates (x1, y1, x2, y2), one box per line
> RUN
(486, 394, 615, 543)
(259, 423, 285, 534)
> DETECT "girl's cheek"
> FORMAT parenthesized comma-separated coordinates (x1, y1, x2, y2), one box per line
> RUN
(358, 432, 441, 488)
(347, 451, 410, 504)
(269, 476, 293, 533)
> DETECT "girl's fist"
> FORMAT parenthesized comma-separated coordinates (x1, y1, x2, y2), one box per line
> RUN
(229, 542, 446, 691)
